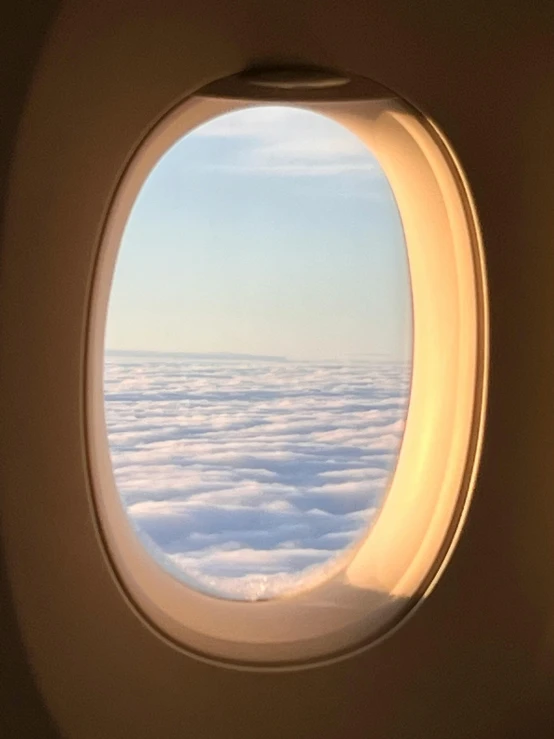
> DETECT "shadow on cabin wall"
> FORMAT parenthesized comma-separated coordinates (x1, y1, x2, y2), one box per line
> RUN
(0, 0, 61, 735)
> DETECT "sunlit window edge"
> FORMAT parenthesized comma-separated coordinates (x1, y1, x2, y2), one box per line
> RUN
(85, 92, 487, 668)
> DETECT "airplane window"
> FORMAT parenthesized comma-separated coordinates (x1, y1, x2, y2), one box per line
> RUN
(104, 106, 413, 601)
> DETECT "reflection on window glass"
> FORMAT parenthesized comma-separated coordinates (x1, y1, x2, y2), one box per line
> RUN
(104, 106, 412, 600)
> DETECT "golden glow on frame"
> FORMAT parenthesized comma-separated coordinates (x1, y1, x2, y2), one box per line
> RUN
(86, 92, 487, 667)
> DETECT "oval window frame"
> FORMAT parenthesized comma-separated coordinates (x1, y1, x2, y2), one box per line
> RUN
(86, 85, 488, 668)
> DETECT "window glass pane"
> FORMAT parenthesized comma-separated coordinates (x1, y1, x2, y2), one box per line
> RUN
(104, 106, 412, 601)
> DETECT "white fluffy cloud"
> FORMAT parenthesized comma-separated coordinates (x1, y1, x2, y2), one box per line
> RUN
(105, 356, 410, 599)
(190, 106, 378, 177)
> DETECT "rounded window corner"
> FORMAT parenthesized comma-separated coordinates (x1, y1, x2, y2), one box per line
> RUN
(84, 70, 488, 669)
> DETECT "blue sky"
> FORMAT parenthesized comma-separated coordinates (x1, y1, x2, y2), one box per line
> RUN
(106, 105, 412, 361)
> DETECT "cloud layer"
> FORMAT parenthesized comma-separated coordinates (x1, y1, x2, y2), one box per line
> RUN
(105, 356, 410, 600)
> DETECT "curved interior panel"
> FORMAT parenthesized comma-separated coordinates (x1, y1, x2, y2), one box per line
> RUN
(4, 1, 553, 737)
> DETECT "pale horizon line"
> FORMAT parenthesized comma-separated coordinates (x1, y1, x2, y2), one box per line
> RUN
(105, 348, 410, 364)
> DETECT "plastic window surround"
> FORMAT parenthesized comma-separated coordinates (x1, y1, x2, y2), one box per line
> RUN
(86, 73, 488, 669)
